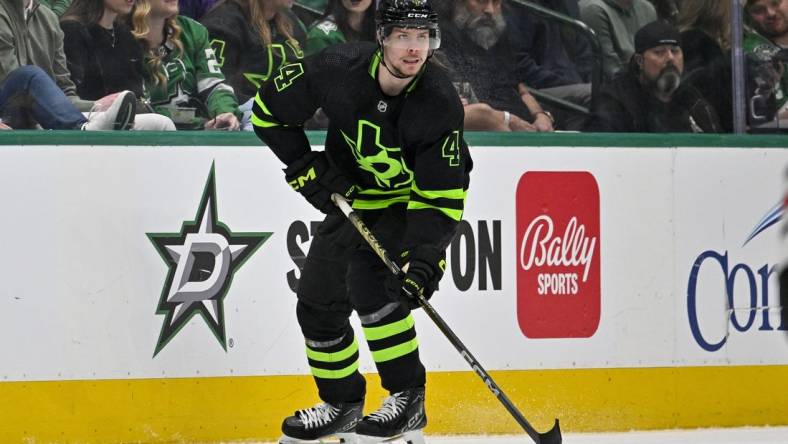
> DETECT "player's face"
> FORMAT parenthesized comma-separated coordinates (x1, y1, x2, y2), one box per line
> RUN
(104, 0, 135, 16)
(382, 27, 430, 77)
(341, 0, 371, 13)
(147, 0, 179, 17)
(748, 0, 788, 37)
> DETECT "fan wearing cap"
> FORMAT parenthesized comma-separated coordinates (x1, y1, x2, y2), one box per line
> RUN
(585, 20, 722, 132)
(251, 1, 472, 443)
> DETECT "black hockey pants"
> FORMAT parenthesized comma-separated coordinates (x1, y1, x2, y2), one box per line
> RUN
(295, 206, 426, 404)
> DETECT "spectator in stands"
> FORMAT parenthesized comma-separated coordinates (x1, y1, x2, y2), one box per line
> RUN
(439, 0, 554, 132)
(0, 0, 136, 129)
(585, 20, 722, 132)
(744, 0, 788, 121)
(0, 65, 135, 129)
(60, 0, 176, 130)
(38, 0, 70, 16)
(178, 0, 217, 20)
(296, 0, 324, 15)
(304, 0, 375, 56)
(129, 0, 241, 130)
(676, 0, 733, 131)
(647, 0, 678, 23)
(507, 0, 593, 130)
(579, 0, 657, 79)
(201, 0, 307, 104)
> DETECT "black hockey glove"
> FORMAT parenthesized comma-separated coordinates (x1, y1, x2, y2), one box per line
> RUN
(400, 246, 446, 309)
(284, 151, 357, 214)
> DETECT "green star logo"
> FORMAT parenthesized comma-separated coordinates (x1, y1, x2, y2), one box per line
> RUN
(341, 120, 413, 189)
(147, 164, 272, 356)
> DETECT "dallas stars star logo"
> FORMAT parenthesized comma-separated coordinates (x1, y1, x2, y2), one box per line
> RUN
(148, 165, 271, 356)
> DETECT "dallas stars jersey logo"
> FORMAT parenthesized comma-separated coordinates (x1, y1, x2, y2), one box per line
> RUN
(341, 120, 414, 189)
(148, 165, 271, 356)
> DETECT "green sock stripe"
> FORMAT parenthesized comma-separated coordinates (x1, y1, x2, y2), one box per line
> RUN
(305, 338, 359, 363)
(370, 337, 419, 363)
(310, 360, 359, 379)
(362, 314, 415, 341)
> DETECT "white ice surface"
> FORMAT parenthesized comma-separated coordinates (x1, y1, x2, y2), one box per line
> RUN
(254, 427, 788, 444)
(425, 427, 788, 443)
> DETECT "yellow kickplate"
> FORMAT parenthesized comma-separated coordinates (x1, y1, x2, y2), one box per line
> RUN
(1, 366, 787, 443)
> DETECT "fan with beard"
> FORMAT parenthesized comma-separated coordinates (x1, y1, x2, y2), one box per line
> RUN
(452, 0, 507, 50)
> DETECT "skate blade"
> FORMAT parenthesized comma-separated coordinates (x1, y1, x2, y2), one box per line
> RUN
(279, 432, 359, 443)
(357, 430, 425, 444)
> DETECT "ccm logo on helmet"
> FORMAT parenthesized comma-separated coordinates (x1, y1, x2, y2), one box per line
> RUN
(407, 12, 428, 18)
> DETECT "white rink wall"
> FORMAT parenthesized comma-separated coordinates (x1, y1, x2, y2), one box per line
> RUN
(0, 134, 786, 444)
(0, 145, 786, 382)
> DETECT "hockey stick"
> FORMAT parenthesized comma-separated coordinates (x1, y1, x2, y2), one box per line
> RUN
(331, 194, 562, 444)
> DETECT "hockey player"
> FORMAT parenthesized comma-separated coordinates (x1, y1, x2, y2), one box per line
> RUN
(252, 0, 472, 442)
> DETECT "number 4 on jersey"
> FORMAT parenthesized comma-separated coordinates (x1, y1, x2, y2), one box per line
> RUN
(441, 131, 461, 167)
(274, 63, 304, 92)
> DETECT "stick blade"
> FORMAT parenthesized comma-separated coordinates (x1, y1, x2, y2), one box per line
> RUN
(538, 419, 561, 444)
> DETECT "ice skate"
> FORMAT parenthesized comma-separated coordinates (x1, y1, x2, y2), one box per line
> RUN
(356, 387, 426, 444)
(279, 400, 364, 443)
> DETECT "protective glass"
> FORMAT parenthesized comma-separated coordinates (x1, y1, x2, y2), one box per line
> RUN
(379, 24, 441, 50)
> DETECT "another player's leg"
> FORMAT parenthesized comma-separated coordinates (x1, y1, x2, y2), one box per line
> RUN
(347, 249, 428, 444)
(279, 216, 366, 443)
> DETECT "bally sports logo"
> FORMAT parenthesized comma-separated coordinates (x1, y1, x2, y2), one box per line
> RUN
(516, 171, 601, 338)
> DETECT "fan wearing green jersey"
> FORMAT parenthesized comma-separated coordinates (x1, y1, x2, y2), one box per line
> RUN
(129, 0, 241, 130)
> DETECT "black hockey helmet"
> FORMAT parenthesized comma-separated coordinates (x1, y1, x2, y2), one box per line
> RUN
(376, 0, 441, 49)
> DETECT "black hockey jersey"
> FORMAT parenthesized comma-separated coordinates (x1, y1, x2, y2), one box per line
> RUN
(252, 42, 472, 250)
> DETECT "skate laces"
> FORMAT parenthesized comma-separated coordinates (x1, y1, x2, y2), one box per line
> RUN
(296, 402, 340, 430)
(367, 392, 409, 423)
